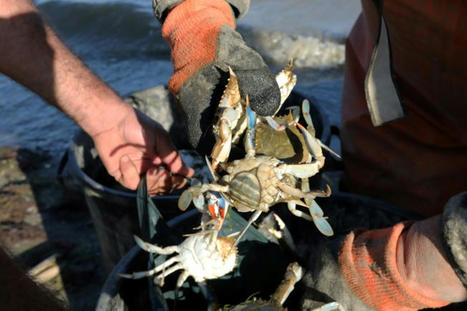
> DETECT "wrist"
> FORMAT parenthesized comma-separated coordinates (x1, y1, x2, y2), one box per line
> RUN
(162, 0, 236, 95)
(76, 95, 133, 139)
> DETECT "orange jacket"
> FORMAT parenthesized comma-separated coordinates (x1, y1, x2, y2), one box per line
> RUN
(341, 0, 467, 217)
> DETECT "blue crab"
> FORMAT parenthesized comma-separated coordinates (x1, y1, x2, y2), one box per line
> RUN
(210, 61, 297, 169)
(179, 99, 334, 244)
(226, 262, 345, 311)
(120, 231, 238, 289)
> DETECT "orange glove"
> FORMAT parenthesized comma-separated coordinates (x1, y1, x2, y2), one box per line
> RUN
(159, 0, 281, 153)
(302, 192, 467, 311)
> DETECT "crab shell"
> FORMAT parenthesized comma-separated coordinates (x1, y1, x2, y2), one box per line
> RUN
(179, 235, 238, 282)
(223, 156, 291, 213)
(255, 112, 311, 163)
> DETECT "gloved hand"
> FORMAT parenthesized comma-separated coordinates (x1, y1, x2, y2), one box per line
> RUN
(299, 194, 467, 311)
(155, 0, 281, 154)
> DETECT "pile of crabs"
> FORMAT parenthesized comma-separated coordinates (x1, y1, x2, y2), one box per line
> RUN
(121, 63, 344, 311)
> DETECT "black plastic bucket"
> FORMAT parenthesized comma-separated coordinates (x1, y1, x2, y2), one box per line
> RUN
(94, 191, 421, 311)
(59, 130, 184, 273)
(58, 88, 331, 273)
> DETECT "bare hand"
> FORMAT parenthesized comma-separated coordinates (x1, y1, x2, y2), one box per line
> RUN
(91, 106, 194, 195)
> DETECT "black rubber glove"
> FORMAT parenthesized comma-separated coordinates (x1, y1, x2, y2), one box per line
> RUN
(157, 0, 281, 154)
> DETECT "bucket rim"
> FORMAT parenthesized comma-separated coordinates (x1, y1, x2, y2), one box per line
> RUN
(66, 144, 178, 201)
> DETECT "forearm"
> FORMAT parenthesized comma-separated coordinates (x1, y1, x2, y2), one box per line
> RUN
(0, 0, 130, 137)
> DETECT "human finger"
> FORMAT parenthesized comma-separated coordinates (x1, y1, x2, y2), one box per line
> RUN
(146, 167, 173, 195)
(154, 146, 194, 178)
(170, 174, 188, 190)
(117, 155, 141, 190)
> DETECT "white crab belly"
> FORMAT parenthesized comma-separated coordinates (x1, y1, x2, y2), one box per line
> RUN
(178, 235, 237, 282)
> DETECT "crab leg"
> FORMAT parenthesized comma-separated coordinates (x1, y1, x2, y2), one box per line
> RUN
(205, 155, 219, 181)
(134, 235, 179, 255)
(119, 256, 180, 280)
(263, 213, 298, 254)
(302, 178, 334, 237)
(294, 122, 325, 167)
(154, 263, 184, 284)
(287, 200, 313, 221)
(119, 268, 162, 280)
(301, 99, 315, 135)
(275, 59, 297, 108)
(271, 262, 303, 306)
(264, 103, 325, 168)
(232, 209, 263, 248)
(276, 162, 322, 179)
(302, 99, 342, 159)
(211, 118, 233, 170)
(175, 270, 190, 289)
(244, 100, 257, 158)
(311, 302, 345, 311)
(263, 106, 300, 131)
(211, 67, 243, 169)
(277, 182, 331, 200)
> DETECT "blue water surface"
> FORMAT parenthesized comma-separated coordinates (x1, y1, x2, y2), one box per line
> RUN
(0, 0, 347, 155)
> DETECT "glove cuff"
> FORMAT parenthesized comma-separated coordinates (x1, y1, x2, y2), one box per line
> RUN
(441, 192, 467, 287)
(153, 0, 250, 21)
(152, 0, 184, 21)
(162, 0, 235, 94)
(339, 223, 450, 311)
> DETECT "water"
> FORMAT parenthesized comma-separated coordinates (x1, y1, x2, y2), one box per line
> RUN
(0, 0, 360, 155)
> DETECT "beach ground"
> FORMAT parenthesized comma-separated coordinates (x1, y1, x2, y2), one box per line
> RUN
(0, 146, 105, 310)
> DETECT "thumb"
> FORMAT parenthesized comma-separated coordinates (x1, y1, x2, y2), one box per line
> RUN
(118, 155, 141, 190)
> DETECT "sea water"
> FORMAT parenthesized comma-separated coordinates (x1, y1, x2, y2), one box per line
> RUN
(0, 0, 360, 155)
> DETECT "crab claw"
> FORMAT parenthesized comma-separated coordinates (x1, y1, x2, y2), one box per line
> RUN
(301, 99, 316, 135)
(275, 59, 297, 108)
(211, 118, 233, 170)
(206, 193, 229, 231)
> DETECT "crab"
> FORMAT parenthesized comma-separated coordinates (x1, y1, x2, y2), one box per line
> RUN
(119, 232, 238, 289)
(210, 60, 297, 170)
(179, 100, 333, 244)
(225, 262, 345, 311)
